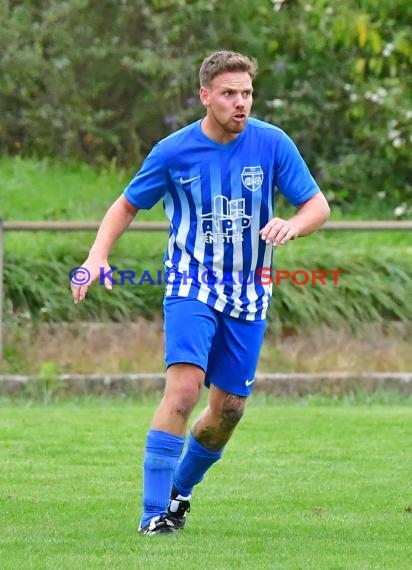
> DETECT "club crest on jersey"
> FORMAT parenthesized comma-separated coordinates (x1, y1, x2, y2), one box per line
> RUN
(241, 166, 264, 192)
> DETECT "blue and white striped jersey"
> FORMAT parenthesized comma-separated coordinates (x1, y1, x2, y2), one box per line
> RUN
(124, 117, 319, 320)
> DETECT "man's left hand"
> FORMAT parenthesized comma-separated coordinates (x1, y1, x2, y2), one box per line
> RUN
(260, 217, 299, 246)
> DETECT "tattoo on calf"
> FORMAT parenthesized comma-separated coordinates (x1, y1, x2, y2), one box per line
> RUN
(194, 394, 246, 451)
(220, 394, 245, 432)
(195, 426, 221, 451)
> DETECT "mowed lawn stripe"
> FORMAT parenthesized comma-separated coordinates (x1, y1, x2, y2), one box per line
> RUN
(1, 399, 411, 569)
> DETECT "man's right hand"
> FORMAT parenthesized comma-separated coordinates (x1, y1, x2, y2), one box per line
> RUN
(70, 258, 113, 304)
(69, 195, 139, 304)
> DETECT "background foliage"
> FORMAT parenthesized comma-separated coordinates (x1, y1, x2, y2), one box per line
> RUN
(0, 156, 409, 334)
(4, 242, 412, 331)
(1, 0, 411, 210)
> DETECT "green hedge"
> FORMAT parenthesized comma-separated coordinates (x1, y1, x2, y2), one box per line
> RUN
(0, 0, 411, 209)
(4, 247, 412, 332)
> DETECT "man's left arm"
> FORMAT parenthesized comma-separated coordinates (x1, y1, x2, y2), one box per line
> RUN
(260, 192, 330, 246)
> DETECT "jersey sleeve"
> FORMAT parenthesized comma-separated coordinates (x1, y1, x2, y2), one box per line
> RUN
(274, 131, 320, 206)
(123, 142, 168, 209)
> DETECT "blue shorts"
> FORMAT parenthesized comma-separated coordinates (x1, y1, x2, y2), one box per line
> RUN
(164, 297, 267, 397)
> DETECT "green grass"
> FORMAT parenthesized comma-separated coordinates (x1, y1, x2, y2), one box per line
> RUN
(2, 155, 410, 223)
(0, 155, 164, 221)
(1, 155, 410, 257)
(1, 396, 411, 569)
(0, 155, 164, 258)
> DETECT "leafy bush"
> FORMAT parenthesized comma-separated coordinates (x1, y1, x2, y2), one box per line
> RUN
(0, 0, 411, 210)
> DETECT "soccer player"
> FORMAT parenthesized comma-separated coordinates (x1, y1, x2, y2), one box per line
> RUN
(71, 51, 330, 535)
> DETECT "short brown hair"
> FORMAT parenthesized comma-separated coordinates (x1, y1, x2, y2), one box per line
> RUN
(199, 51, 258, 87)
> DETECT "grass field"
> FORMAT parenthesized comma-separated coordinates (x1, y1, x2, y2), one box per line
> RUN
(1, 396, 411, 570)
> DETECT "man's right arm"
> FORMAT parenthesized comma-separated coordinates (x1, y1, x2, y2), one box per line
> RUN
(71, 195, 139, 303)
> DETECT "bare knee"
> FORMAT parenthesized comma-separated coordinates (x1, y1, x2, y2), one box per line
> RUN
(163, 365, 204, 420)
(169, 386, 200, 420)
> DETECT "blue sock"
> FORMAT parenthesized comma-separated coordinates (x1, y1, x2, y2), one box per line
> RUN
(173, 432, 223, 497)
(141, 429, 185, 527)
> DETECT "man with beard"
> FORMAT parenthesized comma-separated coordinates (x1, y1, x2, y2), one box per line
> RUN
(71, 51, 330, 535)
